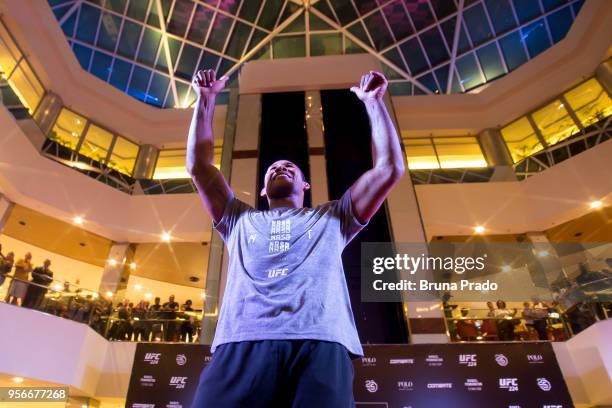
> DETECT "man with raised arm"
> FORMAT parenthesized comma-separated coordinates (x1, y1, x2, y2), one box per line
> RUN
(188, 69, 404, 408)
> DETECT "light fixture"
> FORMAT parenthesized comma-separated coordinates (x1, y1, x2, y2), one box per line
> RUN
(200, 293, 207, 299)
(162, 232, 171, 242)
(108, 259, 117, 266)
(76, 119, 81, 125)
(590, 200, 602, 209)
(134, 284, 142, 291)
(474, 225, 485, 234)
(501, 265, 512, 273)
(73, 216, 84, 225)
(53, 283, 62, 290)
(91, 293, 99, 299)
(71, 131, 78, 137)
(537, 250, 549, 258)
(130, 262, 137, 270)
(12, 377, 24, 383)
(145, 293, 152, 299)
(105, 291, 113, 297)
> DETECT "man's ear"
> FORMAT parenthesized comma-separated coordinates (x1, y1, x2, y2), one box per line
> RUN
(260, 186, 267, 197)
(303, 181, 311, 192)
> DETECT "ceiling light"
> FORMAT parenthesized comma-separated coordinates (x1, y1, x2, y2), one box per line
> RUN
(200, 293, 207, 299)
(537, 250, 549, 257)
(92, 293, 99, 298)
(501, 265, 512, 273)
(590, 200, 602, 209)
(474, 225, 485, 234)
(145, 293, 152, 299)
(53, 283, 62, 290)
(73, 216, 84, 225)
(130, 262, 137, 270)
(108, 259, 117, 266)
(134, 284, 142, 291)
(162, 232, 171, 242)
(12, 377, 24, 383)
(105, 291, 113, 297)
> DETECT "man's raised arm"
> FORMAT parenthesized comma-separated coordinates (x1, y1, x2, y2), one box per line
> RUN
(349, 71, 406, 223)
(186, 70, 233, 223)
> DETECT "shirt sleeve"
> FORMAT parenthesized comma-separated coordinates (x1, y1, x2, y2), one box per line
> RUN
(336, 189, 369, 246)
(213, 194, 253, 242)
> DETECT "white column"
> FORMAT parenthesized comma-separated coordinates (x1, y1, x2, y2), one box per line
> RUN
(98, 243, 134, 302)
(0, 194, 15, 234)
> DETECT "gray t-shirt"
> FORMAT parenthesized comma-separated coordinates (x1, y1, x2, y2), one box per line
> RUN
(212, 190, 367, 357)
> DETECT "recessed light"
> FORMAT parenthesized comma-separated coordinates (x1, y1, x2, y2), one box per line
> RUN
(474, 225, 485, 234)
(73, 216, 84, 225)
(134, 284, 142, 291)
(590, 200, 602, 209)
(12, 377, 24, 383)
(108, 259, 117, 266)
(200, 293, 207, 299)
(130, 262, 137, 270)
(105, 291, 113, 297)
(537, 250, 549, 257)
(145, 293, 152, 299)
(162, 232, 171, 242)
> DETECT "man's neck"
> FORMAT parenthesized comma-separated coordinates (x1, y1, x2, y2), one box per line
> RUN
(268, 196, 303, 210)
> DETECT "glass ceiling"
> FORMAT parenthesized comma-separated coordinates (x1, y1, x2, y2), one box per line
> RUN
(48, 0, 584, 108)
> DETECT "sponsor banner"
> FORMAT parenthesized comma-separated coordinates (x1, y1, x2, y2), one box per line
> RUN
(127, 342, 572, 408)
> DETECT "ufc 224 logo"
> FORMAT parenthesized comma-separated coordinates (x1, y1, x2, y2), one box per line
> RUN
(499, 378, 519, 392)
(459, 354, 477, 367)
(169, 376, 188, 389)
(143, 353, 160, 365)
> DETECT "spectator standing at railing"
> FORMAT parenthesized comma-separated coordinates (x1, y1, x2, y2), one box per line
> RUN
(180, 299, 195, 342)
(7, 252, 33, 306)
(494, 300, 517, 341)
(23, 259, 53, 310)
(132, 300, 150, 341)
(148, 296, 163, 341)
(162, 295, 180, 342)
(0, 251, 14, 289)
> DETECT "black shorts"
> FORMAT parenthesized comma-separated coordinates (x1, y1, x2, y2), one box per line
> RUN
(191, 340, 355, 408)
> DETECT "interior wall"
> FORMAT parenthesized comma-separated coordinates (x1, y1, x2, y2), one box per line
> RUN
(0, 234, 104, 292)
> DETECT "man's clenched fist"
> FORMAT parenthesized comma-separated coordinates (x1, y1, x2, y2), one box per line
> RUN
(192, 69, 228, 98)
(350, 71, 388, 103)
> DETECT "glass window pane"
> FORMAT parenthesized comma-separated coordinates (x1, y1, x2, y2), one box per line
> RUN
(0, 22, 22, 78)
(167, 0, 194, 37)
(434, 137, 487, 168)
(109, 58, 132, 91)
(206, 13, 232, 52)
(499, 30, 527, 71)
(153, 149, 189, 179)
(363, 11, 394, 50)
(146, 73, 169, 107)
(512, 0, 541, 24)
(330, 0, 358, 26)
(127, 0, 150, 21)
(430, 0, 456, 20)
(136, 28, 161, 66)
(383, 1, 413, 42)
(484, 0, 516, 35)
(476, 42, 505, 81)
(563, 78, 612, 127)
(50, 109, 87, 150)
(239, 0, 261, 22)
(420, 27, 449, 67)
(463, 3, 493, 46)
(258, 0, 285, 30)
(128, 65, 152, 102)
(97, 13, 122, 52)
(108, 136, 139, 176)
(346, 22, 372, 49)
(404, 138, 439, 169)
(532, 99, 580, 145)
(7, 61, 44, 113)
(272, 35, 305, 58)
(521, 19, 550, 58)
(187, 5, 214, 44)
(455, 52, 483, 91)
(175, 44, 200, 80)
(310, 33, 342, 57)
(225, 22, 252, 59)
(547, 6, 573, 43)
(117, 20, 143, 59)
(73, 43, 93, 70)
(405, 0, 435, 31)
(79, 124, 114, 163)
(75, 4, 101, 44)
(400, 37, 429, 76)
(90, 51, 113, 81)
(501, 116, 543, 162)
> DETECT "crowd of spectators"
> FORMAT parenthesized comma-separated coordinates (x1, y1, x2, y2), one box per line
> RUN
(107, 295, 199, 343)
(1, 244, 200, 344)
